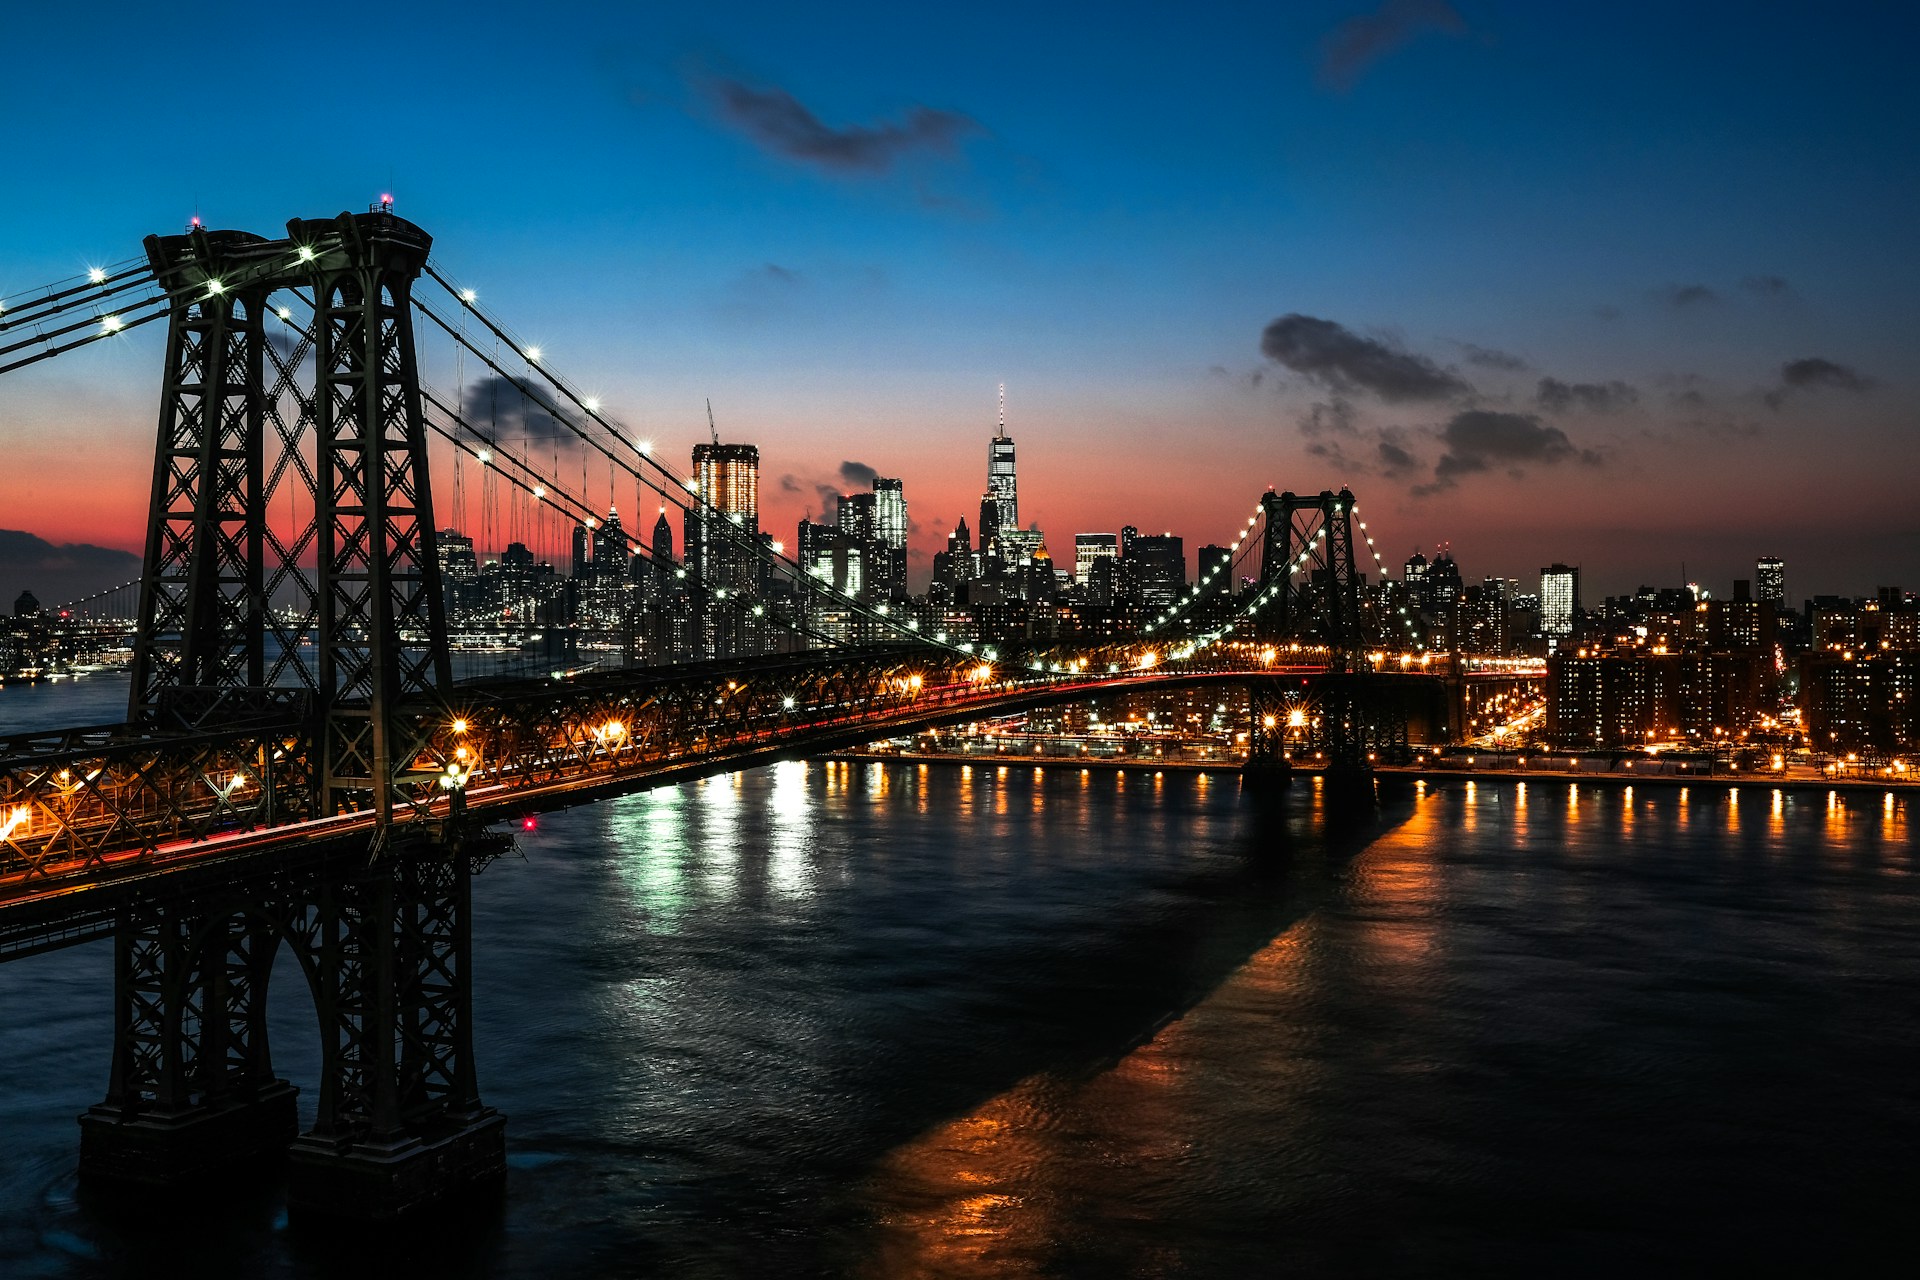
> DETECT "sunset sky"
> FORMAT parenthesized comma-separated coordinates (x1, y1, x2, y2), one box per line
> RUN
(2, 0, 1915, 604)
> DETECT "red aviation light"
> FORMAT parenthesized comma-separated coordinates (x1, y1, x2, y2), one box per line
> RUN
(521, 815, 538, 832)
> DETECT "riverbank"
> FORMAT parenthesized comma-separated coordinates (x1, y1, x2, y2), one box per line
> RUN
(826, 748, 1920, 798)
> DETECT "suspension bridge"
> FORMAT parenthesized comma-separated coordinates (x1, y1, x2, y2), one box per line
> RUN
(0, 205, 1538, 1220)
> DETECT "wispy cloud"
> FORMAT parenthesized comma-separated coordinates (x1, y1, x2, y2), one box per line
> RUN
(706, 76, 980, 175)
(1319, 0, 1468, 90)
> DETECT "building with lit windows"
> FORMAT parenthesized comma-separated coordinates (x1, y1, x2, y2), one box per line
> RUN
(1540, 563, 1580, 639)
(1757, 556, 1785, 606)
(686, 441, 760, 591)
(1075, 534, 1119, 587)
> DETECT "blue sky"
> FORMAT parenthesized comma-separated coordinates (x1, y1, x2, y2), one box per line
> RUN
(2, 0, 1916, 599)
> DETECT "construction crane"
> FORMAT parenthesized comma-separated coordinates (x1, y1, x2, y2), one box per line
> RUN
(706, 398, 720, 446)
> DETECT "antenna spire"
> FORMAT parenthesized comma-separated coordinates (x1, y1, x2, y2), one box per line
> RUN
(997, 382, 1006, 435)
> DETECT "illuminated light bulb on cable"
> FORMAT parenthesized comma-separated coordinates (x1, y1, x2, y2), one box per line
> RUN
(524, 346, 541, 362)
(476, 449, 491, 464)
(532, 485, 546, 499)
(88, 267, 107, 284)
(460, 287, 476, 303)
(100, 314, 123, 333)
(636, 439, 653, 455)
(297, 245, 316, 262)
(206, 280, 226, 295)
(276, 306, 292, 321)
(584, 397, 601, 413)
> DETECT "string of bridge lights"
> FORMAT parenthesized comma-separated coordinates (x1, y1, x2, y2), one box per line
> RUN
(1141, 501, 1269, 637)
(1350, 506, 1427, 650)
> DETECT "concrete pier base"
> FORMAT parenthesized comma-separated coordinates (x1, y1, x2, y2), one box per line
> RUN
(1241, 758, 1295, 788)
(77, 1081, 300, 1187)
(287, 1110, 506, 1222)
(1320, 764, 1378, 810)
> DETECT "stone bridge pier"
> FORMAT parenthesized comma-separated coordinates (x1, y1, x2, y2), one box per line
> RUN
(76, 828, 505, 1221)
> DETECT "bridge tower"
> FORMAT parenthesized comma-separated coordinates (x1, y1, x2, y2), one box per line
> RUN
(84, 210, 499, 1220)
(1249, 488, 1398, 795)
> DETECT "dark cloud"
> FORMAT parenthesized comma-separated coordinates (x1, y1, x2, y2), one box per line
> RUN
(458, 374, 583, 453)
(779, 474, 803, 495)
(759, 263, 801, 284)
(1298, 399, 1422, 479)
(1668, 388, 1708, 410)
(838, 460, 879, 488)
(1417, 410, 1598, 494)
(1536, 377, 1639, 414)
(708, 77, 980, 175)
(1662, 283, 1719, 308)
(1260, 314, 1471, 403)
(1319, 0, 1468, 89)
(1781, 356, 1872, 390)
(1376, 438, 1419, 475)
(1765, 356, 1875, 409)
(1458, 342, 1529, 372)
(1740, 274, 1792, 298)
(0, 529, 141, 608)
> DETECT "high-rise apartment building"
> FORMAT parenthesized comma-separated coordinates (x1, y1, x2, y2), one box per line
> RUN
(686, 441, 760, 591)
(1540, 563, 1580, 638)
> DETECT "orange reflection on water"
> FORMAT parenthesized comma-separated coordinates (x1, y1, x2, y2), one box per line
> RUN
(858, 926, 1329, 1278)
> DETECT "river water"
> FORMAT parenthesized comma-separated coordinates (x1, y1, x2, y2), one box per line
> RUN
(1, 675, 1916, 1275)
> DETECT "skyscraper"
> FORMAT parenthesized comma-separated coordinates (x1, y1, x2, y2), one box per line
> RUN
(686, 441, 760, 590)
(1757, 556, 1785, 606)
(872, 478, 908, 599)
(982, 384, 1017, 552)
(1540, 563, 1580, 638)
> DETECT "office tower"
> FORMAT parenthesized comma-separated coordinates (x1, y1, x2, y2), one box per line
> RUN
(1132, 534, 1186, 609)
(570, 520, 591, 579)
(592, 507, 628, 579)
(438, 530, 477, 581)
(1757, 556, 1785, 606)
(872, 478, 907, 552)
(946, 518, 975, 584)
(1540, 563, 1580, 638)
(836, 491, 876, 540)
(872, 477, 908, 599)
(1075, 533, 1120, 586)
(1198, 544, 1232, 596)
(1403, 551, 1429, 613)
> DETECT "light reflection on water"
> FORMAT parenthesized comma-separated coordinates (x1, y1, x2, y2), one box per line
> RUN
(0, 758, 1916, 1275)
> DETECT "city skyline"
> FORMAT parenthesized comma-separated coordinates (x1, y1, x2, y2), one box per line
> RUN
(3, 2, 1917, 600)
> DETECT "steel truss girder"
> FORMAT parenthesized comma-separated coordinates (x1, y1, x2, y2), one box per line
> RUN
(91, 836, 482, 1150)
(0, 715, 314, 881)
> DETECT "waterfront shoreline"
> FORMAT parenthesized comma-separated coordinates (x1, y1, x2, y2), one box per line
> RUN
(825, 749, 1920, 797)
